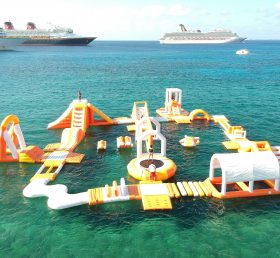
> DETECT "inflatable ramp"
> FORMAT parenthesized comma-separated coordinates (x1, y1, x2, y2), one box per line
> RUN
(45, 102, 86, 152)
(46, 98, 114, 152)
(48, 99, 114, 130)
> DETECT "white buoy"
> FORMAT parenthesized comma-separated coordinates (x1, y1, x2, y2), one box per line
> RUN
(236, 49, 249, 55)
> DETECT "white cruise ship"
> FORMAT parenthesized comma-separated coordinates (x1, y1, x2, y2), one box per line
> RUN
(0, 28, 25, 50)
(160, 24, 246, 44)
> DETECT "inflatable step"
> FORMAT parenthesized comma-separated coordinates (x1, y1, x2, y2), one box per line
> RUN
(182, 181, 193, 196)
(193, 182, 205, 197)
(142, 194, 172, 210)
(188, 182, 199, 197)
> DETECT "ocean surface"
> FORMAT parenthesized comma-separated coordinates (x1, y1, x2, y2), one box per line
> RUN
(0, 41, 280, 257)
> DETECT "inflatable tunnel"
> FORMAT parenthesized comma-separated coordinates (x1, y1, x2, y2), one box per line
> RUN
(209, 152, 280, 197)
(189, 109, 210, 121)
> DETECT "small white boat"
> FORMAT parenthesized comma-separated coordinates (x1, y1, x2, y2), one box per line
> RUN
(236, 49, 249, 55)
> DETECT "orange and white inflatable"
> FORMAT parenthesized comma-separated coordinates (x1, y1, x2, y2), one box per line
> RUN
(156, 88, 188, 119)
(127, 117, 176, 181)
(207, 152, 280, 198)
(97, 140, 107, 150)
(117, 136, 132, 148)
(0, 114, 26, 162)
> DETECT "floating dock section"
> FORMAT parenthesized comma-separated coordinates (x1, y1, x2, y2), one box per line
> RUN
(156, 88, 211, 124)
(88, 179, 212, 210)
(24, 174, 216, 210)
(27, 178, 213, 210)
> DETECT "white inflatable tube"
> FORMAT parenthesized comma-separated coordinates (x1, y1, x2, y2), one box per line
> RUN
(23, 175, 132, 210)
(102, 186, 130, 203)
(48, 192, 89, 210)
(13, 124, 26, 150)
(3, 131, 18, 159)
(120, 178, 128, 196)
(23, 178, 63, 198)
(188, 181, 199, 197)
(177, 182, 187, 196)
(23, 178, 89, 209)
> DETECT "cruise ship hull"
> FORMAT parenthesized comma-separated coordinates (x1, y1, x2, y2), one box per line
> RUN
(160, 37, 246, 45)
(22, 37, 96, 46)
(0, 37, 25, 50)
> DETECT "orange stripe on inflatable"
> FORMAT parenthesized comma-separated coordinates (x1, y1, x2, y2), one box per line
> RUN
(1, 114, 19, 129)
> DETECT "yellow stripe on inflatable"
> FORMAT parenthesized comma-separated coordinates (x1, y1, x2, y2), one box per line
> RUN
(204, 179, 221, 197)
(193, 182, 205, 197)
(171, 183, 181, 198)
(199, 181, 211, 196)
(88, 189, 96, 205)
(30, 173, 57, 181)
(188, 182, 199, 197)
(112, 181, 118, 196)
(176, 182, 187, 196)
(105, 184, 110, 197)
(0, 114, 19, 129)
(166, 183, 175, 198)
(182, 181, 193, 196)
(201, 181, 212, 195)
(237, 182, 248, 191)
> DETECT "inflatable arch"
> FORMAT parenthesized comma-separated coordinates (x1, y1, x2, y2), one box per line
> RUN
(131, 101, 150, 122)
(0, 114, 26, 162)
(135, 117, 166, 158)
(209, 152, 280, 196)
(189, 109, 211, 121)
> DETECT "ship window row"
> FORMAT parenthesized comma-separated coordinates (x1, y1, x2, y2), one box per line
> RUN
(168, 37, 229, 40)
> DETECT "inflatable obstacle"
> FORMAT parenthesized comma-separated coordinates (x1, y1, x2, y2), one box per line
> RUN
(127, 101, 150, 132)
(179, 135, 200, 147)
(0, 114, 45, 163)
(97, 140, 107, 150)
(0, 87, 279, 213)
(127, 117, 176, 181)
(48, 99, 114, 130)
(208, 152, 280, 198)
(156, 88, 211, 124)
(156, 88, 189, 123)
(117, 136, 133, 148)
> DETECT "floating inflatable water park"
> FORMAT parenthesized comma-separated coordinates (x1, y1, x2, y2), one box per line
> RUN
(1, 88, 280, 211)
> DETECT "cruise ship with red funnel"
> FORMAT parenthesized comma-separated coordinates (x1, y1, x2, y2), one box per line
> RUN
(3, 21, 96, 46)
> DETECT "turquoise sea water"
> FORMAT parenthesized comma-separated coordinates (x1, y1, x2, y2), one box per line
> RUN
(0, 41, 280, 257)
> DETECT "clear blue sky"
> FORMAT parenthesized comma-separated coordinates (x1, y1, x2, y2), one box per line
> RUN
(1, 0, 280, 40)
